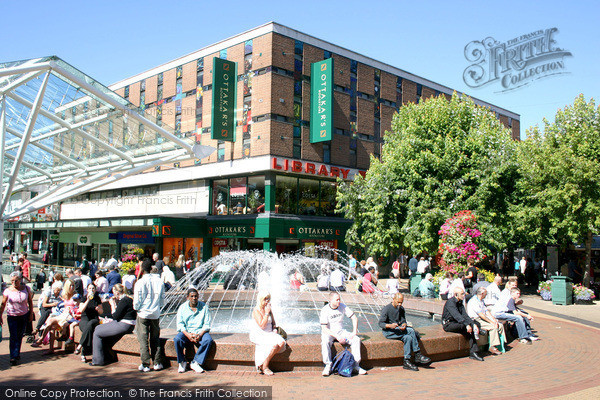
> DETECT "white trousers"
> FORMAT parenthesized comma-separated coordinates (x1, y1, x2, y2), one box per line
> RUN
(321, 330, 361, 365)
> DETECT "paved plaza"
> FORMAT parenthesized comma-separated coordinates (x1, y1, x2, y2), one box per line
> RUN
(1, 287, 599, 400)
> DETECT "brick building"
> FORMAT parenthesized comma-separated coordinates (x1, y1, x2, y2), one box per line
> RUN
(7, 22, 520, 265)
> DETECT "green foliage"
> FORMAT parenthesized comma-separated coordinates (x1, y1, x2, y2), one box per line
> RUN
(513, 94, 600, 246)
(337, 93, 519, 257)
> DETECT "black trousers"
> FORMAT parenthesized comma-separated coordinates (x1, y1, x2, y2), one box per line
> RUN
(36, 307, 52, 331)
(443, 321, 480, 354)
(79, 317, 100, 355)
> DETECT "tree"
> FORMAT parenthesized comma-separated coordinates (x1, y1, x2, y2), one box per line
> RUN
(337, 93, 519, 258)
(513, 94, 600, 286)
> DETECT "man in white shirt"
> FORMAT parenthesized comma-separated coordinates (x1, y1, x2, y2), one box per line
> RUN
(76, 268, 92, 296)
(484, 275, 502, 307)
(447, 272, 465, 299)
(417, 257, 428, 274)
(320, 292, 366, 376)
(329, 268, 346, 291)
(467, 287, 504, 355)
(134, 260, 166, 372)
(491, 288, 536, 344)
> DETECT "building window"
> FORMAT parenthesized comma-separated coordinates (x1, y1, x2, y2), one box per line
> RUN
(298, 178, 320, 216)
(276, 175, 299, 214)
(212, 179, 229, 215)
(220, 49, 227, 59)
(416, 84, 422, 103)
(320, 181, 337, 217)
(293, 126, 301, 159)
(323, 143, 331, 163)
(157, 73, 163, 101)
(217, 142, 225, 162)
(124, 86, 129, 99)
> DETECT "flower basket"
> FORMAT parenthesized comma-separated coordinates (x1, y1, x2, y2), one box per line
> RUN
(539, 290, 552, 301)
(573, 284, 596, 303)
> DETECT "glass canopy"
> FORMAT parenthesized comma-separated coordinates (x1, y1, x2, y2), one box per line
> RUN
(0, 56, 211, 220)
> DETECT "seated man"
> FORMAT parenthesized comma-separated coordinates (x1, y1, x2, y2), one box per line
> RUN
(467, 287, 504, 355)
(379, 293, 431, 371)
(442, 287, 484, 361)
(418, 273, 436, 298)
(491, 288, 537, 344)
(329, 267, 346, 292)
(174, 288, 214, 373)
(320, 292, 366, 376)
(484, 275, 503, 308)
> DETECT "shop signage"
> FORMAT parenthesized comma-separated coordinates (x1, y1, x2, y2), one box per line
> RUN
(287, 226, 342, 240)
(318, 240, 335, 248)
(213, 239, 228, 247)
(33, 240, 40, 251)
(117, 231, 154, 244)
(207, 224, 255, 238)
(310, 58, 333, 143)
(272, 157, 366, 180)
(37, 208, 46, 214)
(77, 235, 92, 246)
(211, 58, 237, 142)
(49, 234, 59, 241)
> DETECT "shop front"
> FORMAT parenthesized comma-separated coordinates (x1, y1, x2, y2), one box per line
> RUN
(58, 231, 117, 266)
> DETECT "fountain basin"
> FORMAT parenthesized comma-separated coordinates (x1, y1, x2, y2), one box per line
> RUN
(75, 296, 484, 371)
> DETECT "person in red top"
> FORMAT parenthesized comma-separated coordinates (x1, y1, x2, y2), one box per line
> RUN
(362, 267, 378, 293)
(21, 253, 31, 283)
(392, 257, 400, 278)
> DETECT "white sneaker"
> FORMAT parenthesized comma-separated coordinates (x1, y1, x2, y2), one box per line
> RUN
(153, 363, 164, 371)
(322, 364, 331, 376)
(519, 339, 532, 345)
(190, 361, 205, 373)
(138, 364, 151, 372)
(357, 367, 367, 375)
(529, 336, 539, 341)
(178, 362, 187, 373)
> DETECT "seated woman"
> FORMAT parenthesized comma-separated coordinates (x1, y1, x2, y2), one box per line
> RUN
(362, 267, 378, 294)
(94, 270, 108, 297)
(249, 291, 286, 376)
(289, 269, 304, 291)
(89, 283, 136, 366)
(316, 268, 330, 292)
(75, 283, 103, 362)
(33, 281, 63, 339)
(32, 288, 80, 354)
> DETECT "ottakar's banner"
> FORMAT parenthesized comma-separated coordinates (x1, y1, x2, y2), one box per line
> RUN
(211, 58, 237, 142)
(310, 58, 333, 143)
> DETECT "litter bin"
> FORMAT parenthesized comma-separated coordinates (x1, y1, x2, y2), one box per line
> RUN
(410, 273, 424, 295)
(551, 276, 573, 305)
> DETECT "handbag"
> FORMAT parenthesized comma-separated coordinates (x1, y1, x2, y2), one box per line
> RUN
(276, 326, 287, 340)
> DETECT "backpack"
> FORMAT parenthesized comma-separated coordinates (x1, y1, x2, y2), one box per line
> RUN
(331, 349, 356, 377)
(412, 287, 421, 297)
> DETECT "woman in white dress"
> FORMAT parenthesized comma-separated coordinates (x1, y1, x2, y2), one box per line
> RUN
(249, 291, 286, 375)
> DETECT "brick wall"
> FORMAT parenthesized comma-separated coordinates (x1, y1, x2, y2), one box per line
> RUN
(331, 134, 350, 166)
(271, 74, 294, 117)
(422, 86, 435, 101)
(333, 54, 350, 88)
(302, 126, 322, 161)
(162, 101, 176, 130)
(334, 91, 351, 130)
(357, 140, 374, 169)
(227, 43, 245, 67)
(380, 104, 396, 138)
(145, 75, 158, 104)
(303, 43, 323, 76)
(380, 71, 396, 102)
(357, 63, 374, 96)
(302, 81, 311, 120)
(269, 120, 294, 158)
(272, 34, 295, 71)
(163, 68, 176, 99)
(202, 89, 212, 129)
(181, 96, 196, 133)
(252, 73, 271, 116)
(357, 98, 374, 135)
(402, 80, 417, 104)
(252, 33, 273, 70)
(182, 60, 197, 92)
(203, 52, 219, 87)
(129, 82, 140, 106)
(512, 119, 520, 140)
(114, 88, 125, 97)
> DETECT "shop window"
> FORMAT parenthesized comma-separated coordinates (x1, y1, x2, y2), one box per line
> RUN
(248, 176, 265, 213)
(276, 175, 298, 214)
(320, 181, 337, 216)
(230, 177, 248, 214)
(212, 179, 229, 215)
(298, 178, 320, 216)
(323, 143, 331, 163)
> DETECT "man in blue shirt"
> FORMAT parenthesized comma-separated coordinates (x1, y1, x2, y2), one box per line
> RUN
(174, 288, 214, 373)
(106, 265, 122, 293)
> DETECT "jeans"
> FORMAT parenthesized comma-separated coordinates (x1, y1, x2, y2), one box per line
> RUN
(136, 317, 164, 367)
(173, 331, 214, 366)
(443, 321, 480, 354)
(493, 312, 532, 339)
(383, 326, 421, 359)
(7, 313, 29, 360)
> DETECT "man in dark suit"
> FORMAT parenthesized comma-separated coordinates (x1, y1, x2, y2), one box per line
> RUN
(442, 287, 483, 361)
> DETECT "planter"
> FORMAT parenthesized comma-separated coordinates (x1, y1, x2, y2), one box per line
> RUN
(539, 290, 552, 301)
(574, 299, 595, 305)
(551, 276, 573, 305)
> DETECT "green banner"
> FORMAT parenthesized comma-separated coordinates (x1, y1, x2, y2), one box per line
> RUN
(310, 58, 334, 143)
(211, 58, 237, 142)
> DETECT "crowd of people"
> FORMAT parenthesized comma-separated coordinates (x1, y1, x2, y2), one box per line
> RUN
(1, 250, 540, 377)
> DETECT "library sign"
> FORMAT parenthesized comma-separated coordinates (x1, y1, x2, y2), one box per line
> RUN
(271, 157, 366, 181)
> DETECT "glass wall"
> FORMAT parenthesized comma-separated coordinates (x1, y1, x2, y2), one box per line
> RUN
(275, 175, 339, 216)
(211, 176, 265, 215)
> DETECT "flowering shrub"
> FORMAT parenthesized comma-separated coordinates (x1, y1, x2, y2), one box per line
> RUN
(538, 280, 552, 301)
(573, 284, 596, 301)
(437, 210, 483, 273)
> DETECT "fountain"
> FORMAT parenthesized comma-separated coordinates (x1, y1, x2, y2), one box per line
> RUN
(98, 248, 481, 371)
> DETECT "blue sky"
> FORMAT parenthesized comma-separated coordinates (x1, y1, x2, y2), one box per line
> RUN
(1, 0, 598, 139)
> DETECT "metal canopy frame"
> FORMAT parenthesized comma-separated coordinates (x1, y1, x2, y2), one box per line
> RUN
(0, 56, 213, 221)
